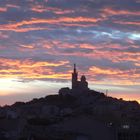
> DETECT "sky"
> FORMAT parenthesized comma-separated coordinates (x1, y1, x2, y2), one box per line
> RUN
(0, 0, 140, 106)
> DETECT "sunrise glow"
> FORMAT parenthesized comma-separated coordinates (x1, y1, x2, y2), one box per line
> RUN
(0, 0, 140, 105)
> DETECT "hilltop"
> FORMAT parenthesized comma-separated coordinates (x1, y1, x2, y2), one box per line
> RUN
(0, 88, 140, 140)
(0, 64, 140, 140)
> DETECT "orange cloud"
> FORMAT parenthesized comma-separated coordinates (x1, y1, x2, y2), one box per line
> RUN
(31, 5, 47, 13)
(31, 5, 75, 14)
(101, 8, 140, 26)
(19, 44, 35, 50)
(10, 17, 101, 27)
(102, 8, 140, 18)
(0, 58, 69, 79)
(89, 66, 140, 85)
(0, 27, 47, 33)
(113, 21, 140, 26)
(0, 17, 102, 32)
(135, 63, 140, 66)
(2, 57, 139, 86)
(87, 48, 140, 63)
(79, 43, 97, 49)
(89, 66, 122, 75)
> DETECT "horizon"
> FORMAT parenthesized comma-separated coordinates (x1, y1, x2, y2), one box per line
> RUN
(0, 0, 140, 106)
(0, 68, 140, 106)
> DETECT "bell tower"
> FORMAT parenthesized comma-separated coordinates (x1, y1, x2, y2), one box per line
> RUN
(72, 64, 78, 89)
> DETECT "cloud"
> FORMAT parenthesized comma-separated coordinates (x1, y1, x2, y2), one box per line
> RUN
(0, 17, 102, 33)
(0, 0, 140, 86)
(102, 7, 140, 17)
(89, 66, 140, 85)
(0, 58, 70, 80)
(0, 7, 7, 12)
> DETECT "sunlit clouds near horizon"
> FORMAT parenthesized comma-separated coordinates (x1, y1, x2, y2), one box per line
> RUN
(0, 0, 140, 105)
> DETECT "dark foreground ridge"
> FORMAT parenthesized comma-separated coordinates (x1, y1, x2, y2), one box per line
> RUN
(0, 64, 140, 140)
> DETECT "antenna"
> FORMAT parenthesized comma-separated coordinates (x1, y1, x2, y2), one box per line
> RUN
(106, 89, 108, 96)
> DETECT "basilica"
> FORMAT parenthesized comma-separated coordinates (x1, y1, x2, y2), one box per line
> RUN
(72, 64, 88, 90)
(59, 64, 89, 96)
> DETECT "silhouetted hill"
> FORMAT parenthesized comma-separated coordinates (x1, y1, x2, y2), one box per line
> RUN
(6, 89, 139, 112)
(0, 89, 140, 140)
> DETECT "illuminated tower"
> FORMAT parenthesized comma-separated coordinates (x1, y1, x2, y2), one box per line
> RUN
(72, 64, 78, 89)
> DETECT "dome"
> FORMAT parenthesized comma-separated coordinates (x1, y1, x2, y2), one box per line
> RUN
(81, 75, 86, 82)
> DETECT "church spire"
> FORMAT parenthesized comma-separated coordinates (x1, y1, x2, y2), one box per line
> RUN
(72, 63, 78, 89)
(74, 63, 76, 73)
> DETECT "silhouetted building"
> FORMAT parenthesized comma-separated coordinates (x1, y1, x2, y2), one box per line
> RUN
(72, 64, 78, 89)
(72, 64, 88, 90)
(59, 64, 89, 97)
